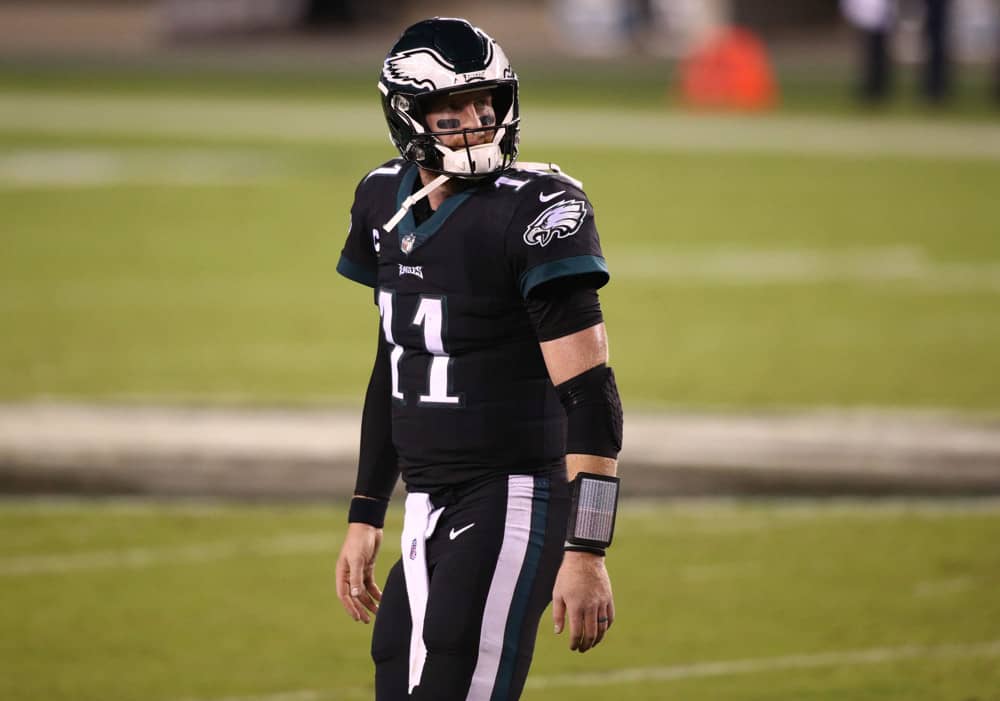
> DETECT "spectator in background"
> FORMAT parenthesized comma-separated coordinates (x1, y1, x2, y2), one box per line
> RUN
(841, 0, 954, 104)
(995, 10, 1000, 103)
(842, 0, 895, 101)
(922, 0, 952, 102)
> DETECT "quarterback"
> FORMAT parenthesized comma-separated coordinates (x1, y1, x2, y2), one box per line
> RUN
(334, 17, 623, 701)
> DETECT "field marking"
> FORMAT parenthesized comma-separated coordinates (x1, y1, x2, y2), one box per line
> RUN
(174, 690, 368, 701)
(623, 497, 1000, 519)
(747, 499, 1000, 519)
(6, 496, 1000, 518)
(0, 94, 377, 144)
(0, 496, 320, 517)
(4, 92, 1000, 160)
(610, 245, 1000, 293)
(526, 639, 1000, 689)
(0, 147, 282, 186)
(164, 639, 1000, 701)
(913, 576, 975, 598)
(0, 532, 337, 576)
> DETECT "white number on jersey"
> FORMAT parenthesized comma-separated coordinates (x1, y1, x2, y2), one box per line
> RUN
(378, 291, 461, 406)
(377, 290, 405, 401)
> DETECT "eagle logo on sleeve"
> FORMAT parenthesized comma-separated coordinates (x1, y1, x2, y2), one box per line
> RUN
(522, 199, 588, 247)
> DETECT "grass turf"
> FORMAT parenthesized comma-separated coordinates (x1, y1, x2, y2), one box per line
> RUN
(1, 499, 998, 701)
(2, 128, 999, 409)
(2, 64, 999, 410)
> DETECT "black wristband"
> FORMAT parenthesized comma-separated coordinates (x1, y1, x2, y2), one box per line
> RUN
(564, 543, 607, 557)
(348, 496, 389, 528)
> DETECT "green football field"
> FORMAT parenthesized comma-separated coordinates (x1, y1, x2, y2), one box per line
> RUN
(2, 498, 999, 701)
(3, 68, 1000, 701)
(2, 68, 1000, 411)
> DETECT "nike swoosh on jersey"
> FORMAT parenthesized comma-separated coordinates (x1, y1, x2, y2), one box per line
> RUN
(449, 523, 475, 540)
(538, 190, 566, 203)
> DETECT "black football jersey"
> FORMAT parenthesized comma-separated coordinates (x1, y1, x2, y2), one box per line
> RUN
(338, 158, 610, 490)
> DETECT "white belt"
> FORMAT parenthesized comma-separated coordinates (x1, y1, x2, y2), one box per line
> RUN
(401, 492, 445, 694)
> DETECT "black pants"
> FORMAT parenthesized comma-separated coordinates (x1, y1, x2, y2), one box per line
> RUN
(372, 472, 569, 701)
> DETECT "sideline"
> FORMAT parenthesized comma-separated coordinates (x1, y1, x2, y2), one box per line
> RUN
(2, 404, 999, 498)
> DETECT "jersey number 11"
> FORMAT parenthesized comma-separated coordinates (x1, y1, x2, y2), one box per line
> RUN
(378, 289, 461, 406)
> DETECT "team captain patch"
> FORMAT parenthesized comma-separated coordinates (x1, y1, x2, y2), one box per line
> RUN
(522, 199, 587, 248)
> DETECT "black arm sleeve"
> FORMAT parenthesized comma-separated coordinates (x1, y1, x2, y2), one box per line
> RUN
(353, 324, 399, 501)
(524, 277, 604, 342)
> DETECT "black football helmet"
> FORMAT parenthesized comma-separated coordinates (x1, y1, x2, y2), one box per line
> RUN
(378, 17, 519, 178)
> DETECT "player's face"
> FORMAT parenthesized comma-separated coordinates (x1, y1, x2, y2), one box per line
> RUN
(423, 88, 496, 148)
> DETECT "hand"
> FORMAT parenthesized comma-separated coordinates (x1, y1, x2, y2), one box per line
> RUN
(335, 522, 383, 624)
(552, 551, 614, 652)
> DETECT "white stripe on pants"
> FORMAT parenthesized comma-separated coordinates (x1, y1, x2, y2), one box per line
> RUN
(401, 492, 445, 694)
(465, 474, 535, 701)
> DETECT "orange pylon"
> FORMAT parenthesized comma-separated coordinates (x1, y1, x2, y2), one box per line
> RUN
(679, 27, 778, 111)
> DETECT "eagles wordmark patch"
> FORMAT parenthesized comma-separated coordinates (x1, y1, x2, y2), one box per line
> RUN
(522, 199, 587, 247)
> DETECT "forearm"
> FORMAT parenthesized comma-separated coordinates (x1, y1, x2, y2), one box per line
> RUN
(566, 454, 617, 481)
(350, 327, 399, 523)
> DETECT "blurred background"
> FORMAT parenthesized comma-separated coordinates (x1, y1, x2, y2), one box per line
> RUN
(2, 1, 1000, 701)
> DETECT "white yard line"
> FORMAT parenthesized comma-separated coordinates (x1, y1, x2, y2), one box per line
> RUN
(747, 498, 1000, 518)
(4, 93, 1000, 160)
(6, 496, 1000, 518)
(913, 576, 976, 598)
(540, 109, 1000, 161)
(526, 639, 1000, 689)
(164, 639, 1000, 701)
(0, 532, 337, 576)
(0, 496, 294, 517)
(610, 246, 1000, 293)
(0, 147, 282, 186)
(0, 94, 378, 143)
(640, 498, 1000, 521)
(173, 690, 367, 701)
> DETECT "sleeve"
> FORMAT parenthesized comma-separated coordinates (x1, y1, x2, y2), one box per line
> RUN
(505, 180, 610, 300)
(353, 323, 399, 501)
(524, 280, 604, 342)
(336, 181, 378, 288)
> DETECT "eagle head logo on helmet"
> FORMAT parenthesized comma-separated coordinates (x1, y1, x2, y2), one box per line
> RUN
(523, 199, 588, 248)
(378, 17, 520, 179)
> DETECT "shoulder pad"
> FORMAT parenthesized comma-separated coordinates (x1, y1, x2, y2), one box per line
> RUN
(506, 170, 589, 205)
(361, 158, 406, 183)
(511, 162, 583, 189)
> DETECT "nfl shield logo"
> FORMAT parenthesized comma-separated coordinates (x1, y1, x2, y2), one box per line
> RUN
(409, 538, 418, 560)
(400, 233, 416, 255)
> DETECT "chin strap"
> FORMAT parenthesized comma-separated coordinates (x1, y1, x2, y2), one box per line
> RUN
(384, 173, 451, 232)
(382, 161, 582, 233)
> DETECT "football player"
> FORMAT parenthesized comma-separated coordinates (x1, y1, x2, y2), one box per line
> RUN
(334, 17, 623, 701)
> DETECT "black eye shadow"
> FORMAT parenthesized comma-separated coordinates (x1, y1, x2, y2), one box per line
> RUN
(480, 115, 496, 126)
(436, 118, 461, 130)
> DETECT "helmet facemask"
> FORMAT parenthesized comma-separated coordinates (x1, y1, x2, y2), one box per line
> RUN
(387, 82, 519, 178)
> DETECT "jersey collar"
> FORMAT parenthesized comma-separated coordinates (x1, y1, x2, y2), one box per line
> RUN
(395, 163, 474, 247)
